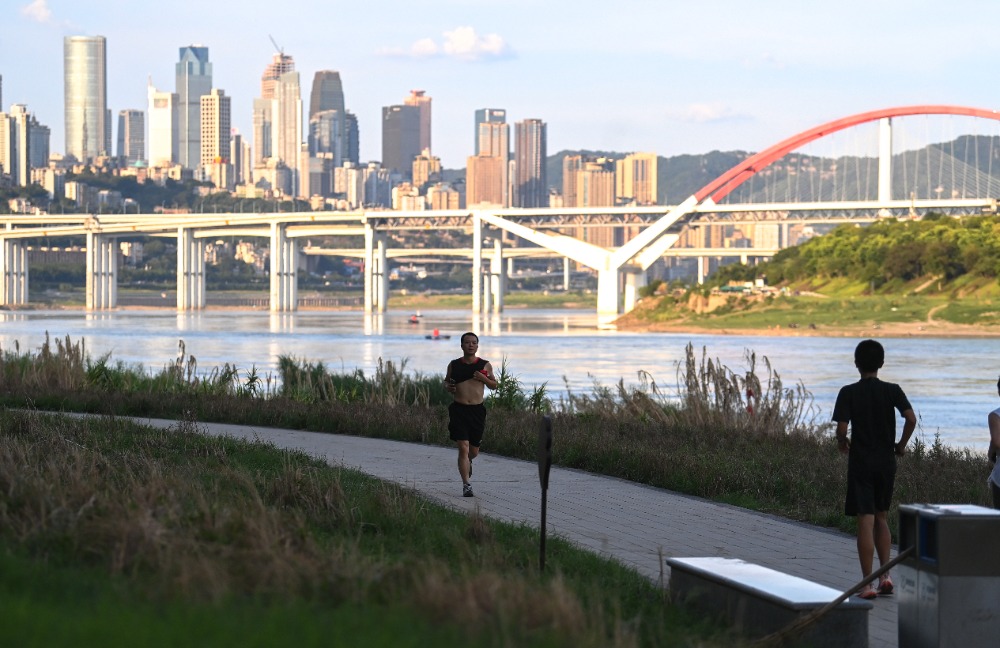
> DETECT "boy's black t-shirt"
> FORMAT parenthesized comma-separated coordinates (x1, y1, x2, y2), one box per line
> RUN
(832, 377, 912, 457)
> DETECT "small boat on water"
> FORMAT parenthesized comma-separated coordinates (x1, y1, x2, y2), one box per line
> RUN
(425, 334, 451, 340)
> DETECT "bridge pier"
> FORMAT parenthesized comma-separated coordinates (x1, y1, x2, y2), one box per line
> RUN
(177, 227, 206, 310)
(564, 257, 570, 291)
(488, 238, 505, 313)
(623, 268, 647, 312)
(269, 223, 298, 312)
(597, 269, 620, 317)
(0, 237, 28, 306)
(364, 222, 388, 313)
(86, 233, 117, 310)
(472, 212, 483, 313)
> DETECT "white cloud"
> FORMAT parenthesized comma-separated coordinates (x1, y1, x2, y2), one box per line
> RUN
(378, 26, 513, 61)
(21, 0, 52, 23)
(441, 26, 510, 61)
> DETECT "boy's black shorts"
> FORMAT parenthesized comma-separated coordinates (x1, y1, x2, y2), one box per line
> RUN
(845, 455, 896, 516)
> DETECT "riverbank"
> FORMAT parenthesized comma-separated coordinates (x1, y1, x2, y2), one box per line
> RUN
(613, 318, 1000, 338)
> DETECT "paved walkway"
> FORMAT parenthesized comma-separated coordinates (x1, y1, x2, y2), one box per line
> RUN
(137, 417, 898, 648)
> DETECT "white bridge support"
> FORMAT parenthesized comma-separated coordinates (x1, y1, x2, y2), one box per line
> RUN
(623, 267, 647, 312)
(86, 232, 118, 310)
(0, 237, 28, 306)
(177, 227, 206, 310)
(363, 222, 388, 313)
(488, 238, 505, 313)
(269, 223, 298, 312)
(879, 117, 893, 203)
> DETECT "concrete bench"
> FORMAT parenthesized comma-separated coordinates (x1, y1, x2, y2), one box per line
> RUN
(667, 557, 872, 648)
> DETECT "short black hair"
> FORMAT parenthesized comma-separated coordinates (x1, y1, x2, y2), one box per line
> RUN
(854, 339, 885, 373)
(460, 332, 479, 344)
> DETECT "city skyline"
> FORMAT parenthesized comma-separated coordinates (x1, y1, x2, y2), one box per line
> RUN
(4, 1, 1000, 169)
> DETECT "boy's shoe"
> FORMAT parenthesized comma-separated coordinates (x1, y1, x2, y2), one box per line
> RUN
(463, 483, 474, 497)
(877, 575, 894, 596)
(858, 585, 878, 600)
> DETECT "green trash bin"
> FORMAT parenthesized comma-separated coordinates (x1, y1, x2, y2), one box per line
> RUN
(897, 504, 1000, 648)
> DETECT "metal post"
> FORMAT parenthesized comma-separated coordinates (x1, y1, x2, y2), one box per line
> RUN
(537, 415, 553, 573)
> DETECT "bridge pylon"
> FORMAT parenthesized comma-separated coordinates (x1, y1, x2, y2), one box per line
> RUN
(0, 237, 28, 307)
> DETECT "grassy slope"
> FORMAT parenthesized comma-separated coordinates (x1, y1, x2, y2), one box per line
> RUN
(623, 275, 1000, 330)
(0, 411, 729, 648)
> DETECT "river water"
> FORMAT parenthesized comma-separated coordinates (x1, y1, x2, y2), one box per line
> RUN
(0, 308, 993, 451)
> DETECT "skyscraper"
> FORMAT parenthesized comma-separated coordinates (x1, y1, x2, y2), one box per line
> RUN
(254, 52, 295, 167)
(200, 88, 231, 189)
(176, 46, 212, 169)
(28, 115, 50, 169)
(116, 109, 145, 165)
(381, 104, 420, 178)
(514, 119, 547, 208)
(404, 90, 431, 154)
(147, 81, 178, 167)
(309, 70, 345, 120)
(474, 108, 506, 155)
(272, 71, 302, 196)
(64, 35, 108, 162)
(469, 119, 509, 206)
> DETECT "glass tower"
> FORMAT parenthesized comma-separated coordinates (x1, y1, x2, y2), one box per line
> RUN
(176, 46, 212, 169)
(63, 35, 108, 162)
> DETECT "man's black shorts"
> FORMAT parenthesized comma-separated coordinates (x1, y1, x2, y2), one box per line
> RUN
(448, 402, 487, 447)
(845, 454, 896, 516)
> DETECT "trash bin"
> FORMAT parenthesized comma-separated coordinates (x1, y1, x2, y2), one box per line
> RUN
(897, 503, 1000, 648)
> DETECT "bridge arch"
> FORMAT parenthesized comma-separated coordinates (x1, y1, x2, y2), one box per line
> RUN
(694, 105, 1000, 204)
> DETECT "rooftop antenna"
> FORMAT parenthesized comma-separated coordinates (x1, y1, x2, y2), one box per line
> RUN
(268, 34, 284, 55)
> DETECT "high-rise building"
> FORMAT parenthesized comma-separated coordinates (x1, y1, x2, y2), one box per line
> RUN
(254, 52, 295, 167)
(615, 152, 658, 205)
(116, 109, 145, 165)
(176, 46, 212, 169)
(0, 105, 31, 186)
(230, 130, 251, 186)
(514, 119, 547, 208)
(200, 88, 231, 188)
(28, 115, 50, 169)
(309, 70, 345, 120)
(471, 120, 509, 206)
(474, 108, 505, 155)
(272, 71, 302, 196)
(577, 158, 617, 247)
(465, 155, 506, 207)
(261, 53, 294, 99)
(562, 154, 582, 208)
(147, 81, 178, 167)
(344, 111, 359, 165)
(404, 90, 431, 154)
(64, 35, 108, 162)
(381, 104, 420, 178)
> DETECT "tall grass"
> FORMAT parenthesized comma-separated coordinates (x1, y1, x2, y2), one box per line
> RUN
(0, 334, 992, 538)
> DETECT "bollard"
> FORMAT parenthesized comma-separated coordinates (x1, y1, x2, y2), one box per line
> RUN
(537, 415, 553, 572)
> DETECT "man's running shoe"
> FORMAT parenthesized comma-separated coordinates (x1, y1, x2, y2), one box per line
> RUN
(463, 483, 474, 497)
(858, 585, 878, 600)
(878, 575, 894, 596)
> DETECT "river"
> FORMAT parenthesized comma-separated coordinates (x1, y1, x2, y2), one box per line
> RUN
(0, 308, 993, 451)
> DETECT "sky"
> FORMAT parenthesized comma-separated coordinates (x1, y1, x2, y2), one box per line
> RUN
(3, 0, 1000, 170)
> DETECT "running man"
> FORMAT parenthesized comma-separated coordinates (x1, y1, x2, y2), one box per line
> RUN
(444, 332, 497, 497)
(833, 339, 916, 600)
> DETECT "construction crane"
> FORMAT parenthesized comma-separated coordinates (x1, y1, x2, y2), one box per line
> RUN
(268, 34, 284, 55)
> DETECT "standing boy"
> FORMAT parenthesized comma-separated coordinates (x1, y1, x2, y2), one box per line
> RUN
(833, 339, 916, 600)
(444, 332, 497, 497)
